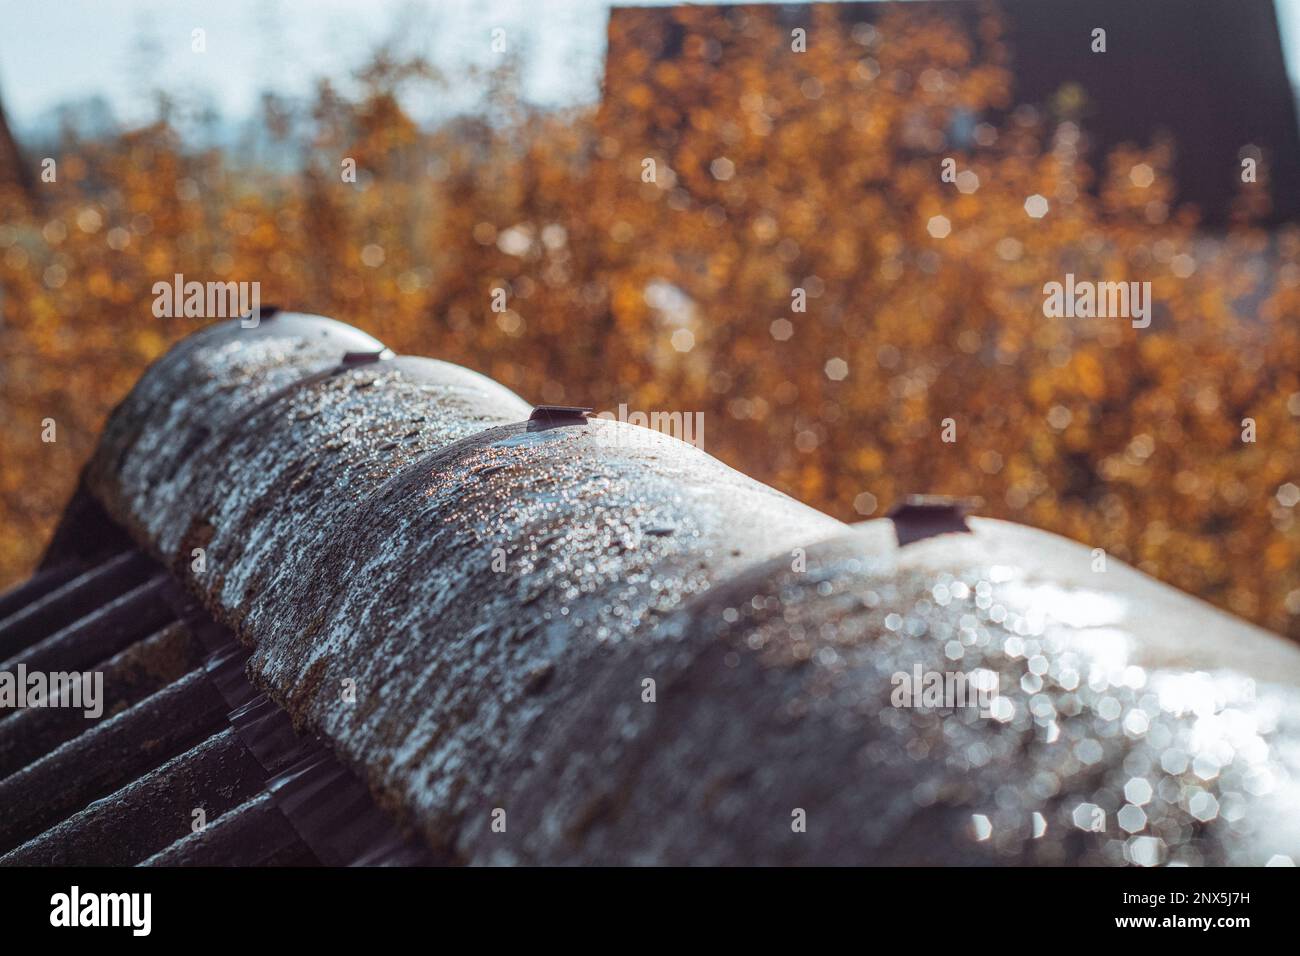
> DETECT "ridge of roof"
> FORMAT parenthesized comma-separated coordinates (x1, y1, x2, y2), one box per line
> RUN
(12, 311, 1300, 865)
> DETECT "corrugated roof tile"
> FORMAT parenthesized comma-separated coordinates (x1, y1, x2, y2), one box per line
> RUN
(3, 312, 1299, 866)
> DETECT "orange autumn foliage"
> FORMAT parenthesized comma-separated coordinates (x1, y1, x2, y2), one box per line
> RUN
(1, 6, 1298, 638)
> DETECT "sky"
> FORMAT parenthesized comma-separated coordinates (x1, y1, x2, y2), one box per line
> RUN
(2, 0, 1299, 131)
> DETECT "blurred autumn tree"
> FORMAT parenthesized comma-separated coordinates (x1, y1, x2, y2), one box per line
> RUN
(1, 5, 1298, 636)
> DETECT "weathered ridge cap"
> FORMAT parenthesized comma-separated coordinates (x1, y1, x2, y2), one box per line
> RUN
(76, 313, 1300, 865)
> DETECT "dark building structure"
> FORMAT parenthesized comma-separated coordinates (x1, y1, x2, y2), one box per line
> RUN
(0, 91, 34, 202)
(606, 0, 1300, 226)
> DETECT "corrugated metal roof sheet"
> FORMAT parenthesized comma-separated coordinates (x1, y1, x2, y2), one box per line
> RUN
(4, 311, 1300, 866)
(0, 520, 435, 865)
